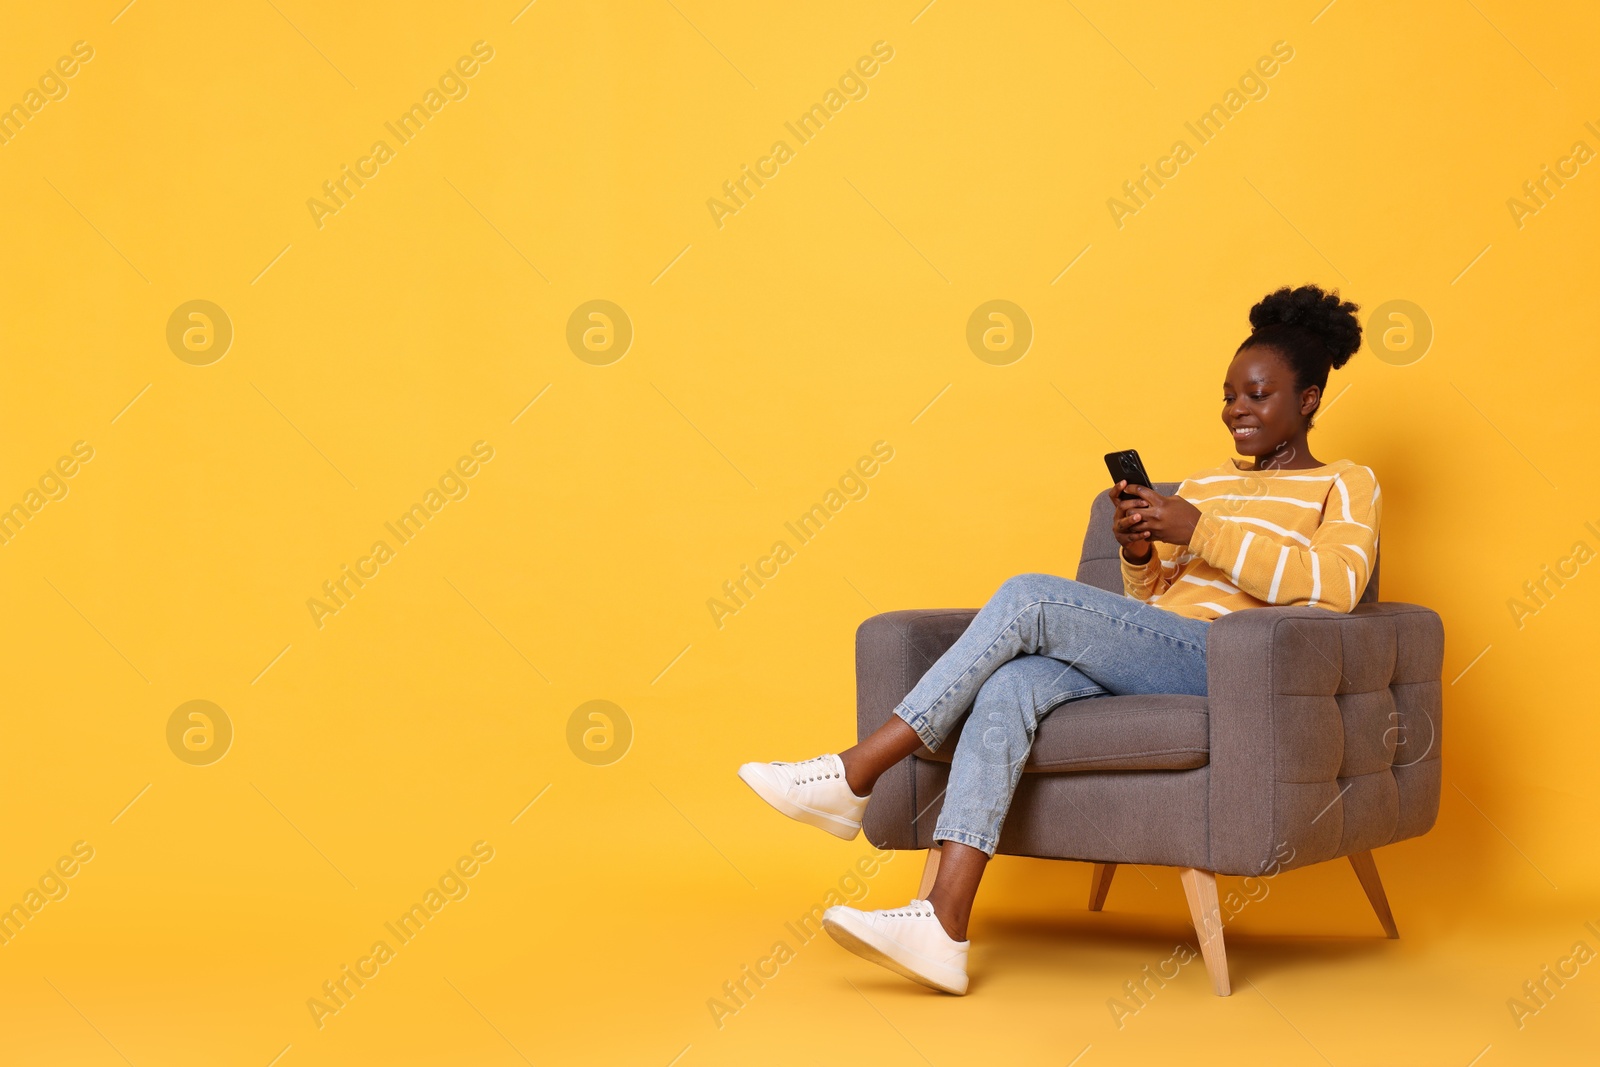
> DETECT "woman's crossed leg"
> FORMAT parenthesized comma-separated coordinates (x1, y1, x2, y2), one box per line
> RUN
(737, 572, 1210, 993)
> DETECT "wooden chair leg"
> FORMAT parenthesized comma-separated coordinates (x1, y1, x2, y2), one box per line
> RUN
(1179, 867, 1231, 996)
(1348, 849, 1400, 938)
(917, 846, 942, 899)
(1088, 862, 1117, 911)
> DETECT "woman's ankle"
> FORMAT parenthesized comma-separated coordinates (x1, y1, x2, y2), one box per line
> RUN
(839, 716, 926, 796)
(838, 748, 874, 797)
(925, 892, 970, 942)
(925, 840, 988, 941)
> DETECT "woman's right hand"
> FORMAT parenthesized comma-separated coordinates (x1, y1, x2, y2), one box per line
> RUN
(1108, 481, 1153, 563)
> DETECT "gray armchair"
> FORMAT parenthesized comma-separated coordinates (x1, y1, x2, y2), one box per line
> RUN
(854, 481, 1444, 995)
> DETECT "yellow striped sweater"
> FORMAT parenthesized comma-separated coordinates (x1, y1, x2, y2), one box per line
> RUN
(1120, 457, 1382, 621)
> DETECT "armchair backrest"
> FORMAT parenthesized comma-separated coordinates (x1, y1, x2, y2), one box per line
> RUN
(1075, 480, 1381, 606)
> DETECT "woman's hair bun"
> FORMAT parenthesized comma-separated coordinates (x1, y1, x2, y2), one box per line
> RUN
(1248, 285, 1361, 370)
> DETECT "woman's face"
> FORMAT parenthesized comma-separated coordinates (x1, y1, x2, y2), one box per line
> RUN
(1221, 345, 1315, 460)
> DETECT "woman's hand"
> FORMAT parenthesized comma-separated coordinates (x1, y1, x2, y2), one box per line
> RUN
(1119, 484, 1202, 548)
(1109, 481, 1156, 562)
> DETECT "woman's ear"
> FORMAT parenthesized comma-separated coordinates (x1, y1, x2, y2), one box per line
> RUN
(1300, 384, 1321, 417)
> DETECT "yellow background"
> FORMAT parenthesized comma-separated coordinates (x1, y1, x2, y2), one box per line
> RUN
(2, 0, 1598, 1063)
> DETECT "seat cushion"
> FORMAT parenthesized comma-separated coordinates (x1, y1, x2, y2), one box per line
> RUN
(915, 694, 1210, 773)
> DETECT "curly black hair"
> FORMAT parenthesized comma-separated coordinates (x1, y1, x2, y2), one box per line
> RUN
(1237, 285, 1361, 423)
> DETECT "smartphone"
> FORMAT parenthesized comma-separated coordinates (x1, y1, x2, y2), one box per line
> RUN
(1104, 449, 1153, 501)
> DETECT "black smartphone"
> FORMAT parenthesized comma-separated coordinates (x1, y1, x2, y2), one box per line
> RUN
(1104, 449, 1153, 501)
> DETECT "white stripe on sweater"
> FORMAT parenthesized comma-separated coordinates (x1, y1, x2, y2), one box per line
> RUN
(1267, 545, 1291, 603)
(1334, 474, 1354, 522)
(1231, 531, 1256, 583)
(1180, 574, 1241, 593)
(1189, 493, 1324, 510)
(1190, 473, 1338, 484)
(1220, 515, 1313, 546)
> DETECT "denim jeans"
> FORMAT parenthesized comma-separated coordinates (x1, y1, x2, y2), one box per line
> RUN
(891, 573, 1211, 857)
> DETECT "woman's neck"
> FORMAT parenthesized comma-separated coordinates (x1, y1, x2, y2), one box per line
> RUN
(1246, 438, 1321, 470)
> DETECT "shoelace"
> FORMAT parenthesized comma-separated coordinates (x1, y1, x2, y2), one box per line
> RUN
(783, 755, 841, 785)
(881, 901, 935, 920)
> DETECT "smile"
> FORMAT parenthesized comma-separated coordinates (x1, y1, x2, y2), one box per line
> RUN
(1231, 426, 1260, 438)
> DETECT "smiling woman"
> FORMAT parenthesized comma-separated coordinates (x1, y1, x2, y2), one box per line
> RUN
(1118, 285, 1377, 617)
(737, 282, 1380, 996)
(1224, 284, 1363, 445)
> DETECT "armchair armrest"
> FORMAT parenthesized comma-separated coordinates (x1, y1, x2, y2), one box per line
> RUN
(1204, 602, 1445, 877)
(855, 609, 978, 849)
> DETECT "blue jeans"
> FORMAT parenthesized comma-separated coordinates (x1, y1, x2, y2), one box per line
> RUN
(891, 573, 1211, 857)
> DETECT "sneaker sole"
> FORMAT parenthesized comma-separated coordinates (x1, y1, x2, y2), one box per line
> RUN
(737, 765, 861, 841)
(822, 911, 969, 995)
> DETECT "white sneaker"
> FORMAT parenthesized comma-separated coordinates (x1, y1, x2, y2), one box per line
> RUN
(737, 753, 868, 841)
(822, 898, 970, 995)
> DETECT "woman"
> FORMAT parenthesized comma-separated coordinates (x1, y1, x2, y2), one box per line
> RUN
(738, 284, 1381, 994)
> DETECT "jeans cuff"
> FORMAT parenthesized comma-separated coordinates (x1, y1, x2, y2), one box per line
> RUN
(892, 703, 941, 751)
(931, 828, 996, 857)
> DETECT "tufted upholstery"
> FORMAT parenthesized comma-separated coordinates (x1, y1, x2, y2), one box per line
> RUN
(1203, 602, 1443, 875)
(856, 483, 1442, 878)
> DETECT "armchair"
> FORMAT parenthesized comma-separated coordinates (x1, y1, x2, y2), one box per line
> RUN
(854, 481, 1444, 994)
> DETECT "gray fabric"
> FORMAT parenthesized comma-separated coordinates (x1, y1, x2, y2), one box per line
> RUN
(1203, 602, 1443, 875)
(856, 609, 979, 850)
(855, 483, 1440, 876)
(915, 694, 1209, 773)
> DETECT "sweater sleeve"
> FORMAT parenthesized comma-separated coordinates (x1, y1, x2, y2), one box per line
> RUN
(1185, 465, 1382, 612)
(1121, 538, 1180, 601)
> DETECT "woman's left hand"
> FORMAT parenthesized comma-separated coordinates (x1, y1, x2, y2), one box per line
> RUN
(1124, 485, 1203, 546)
